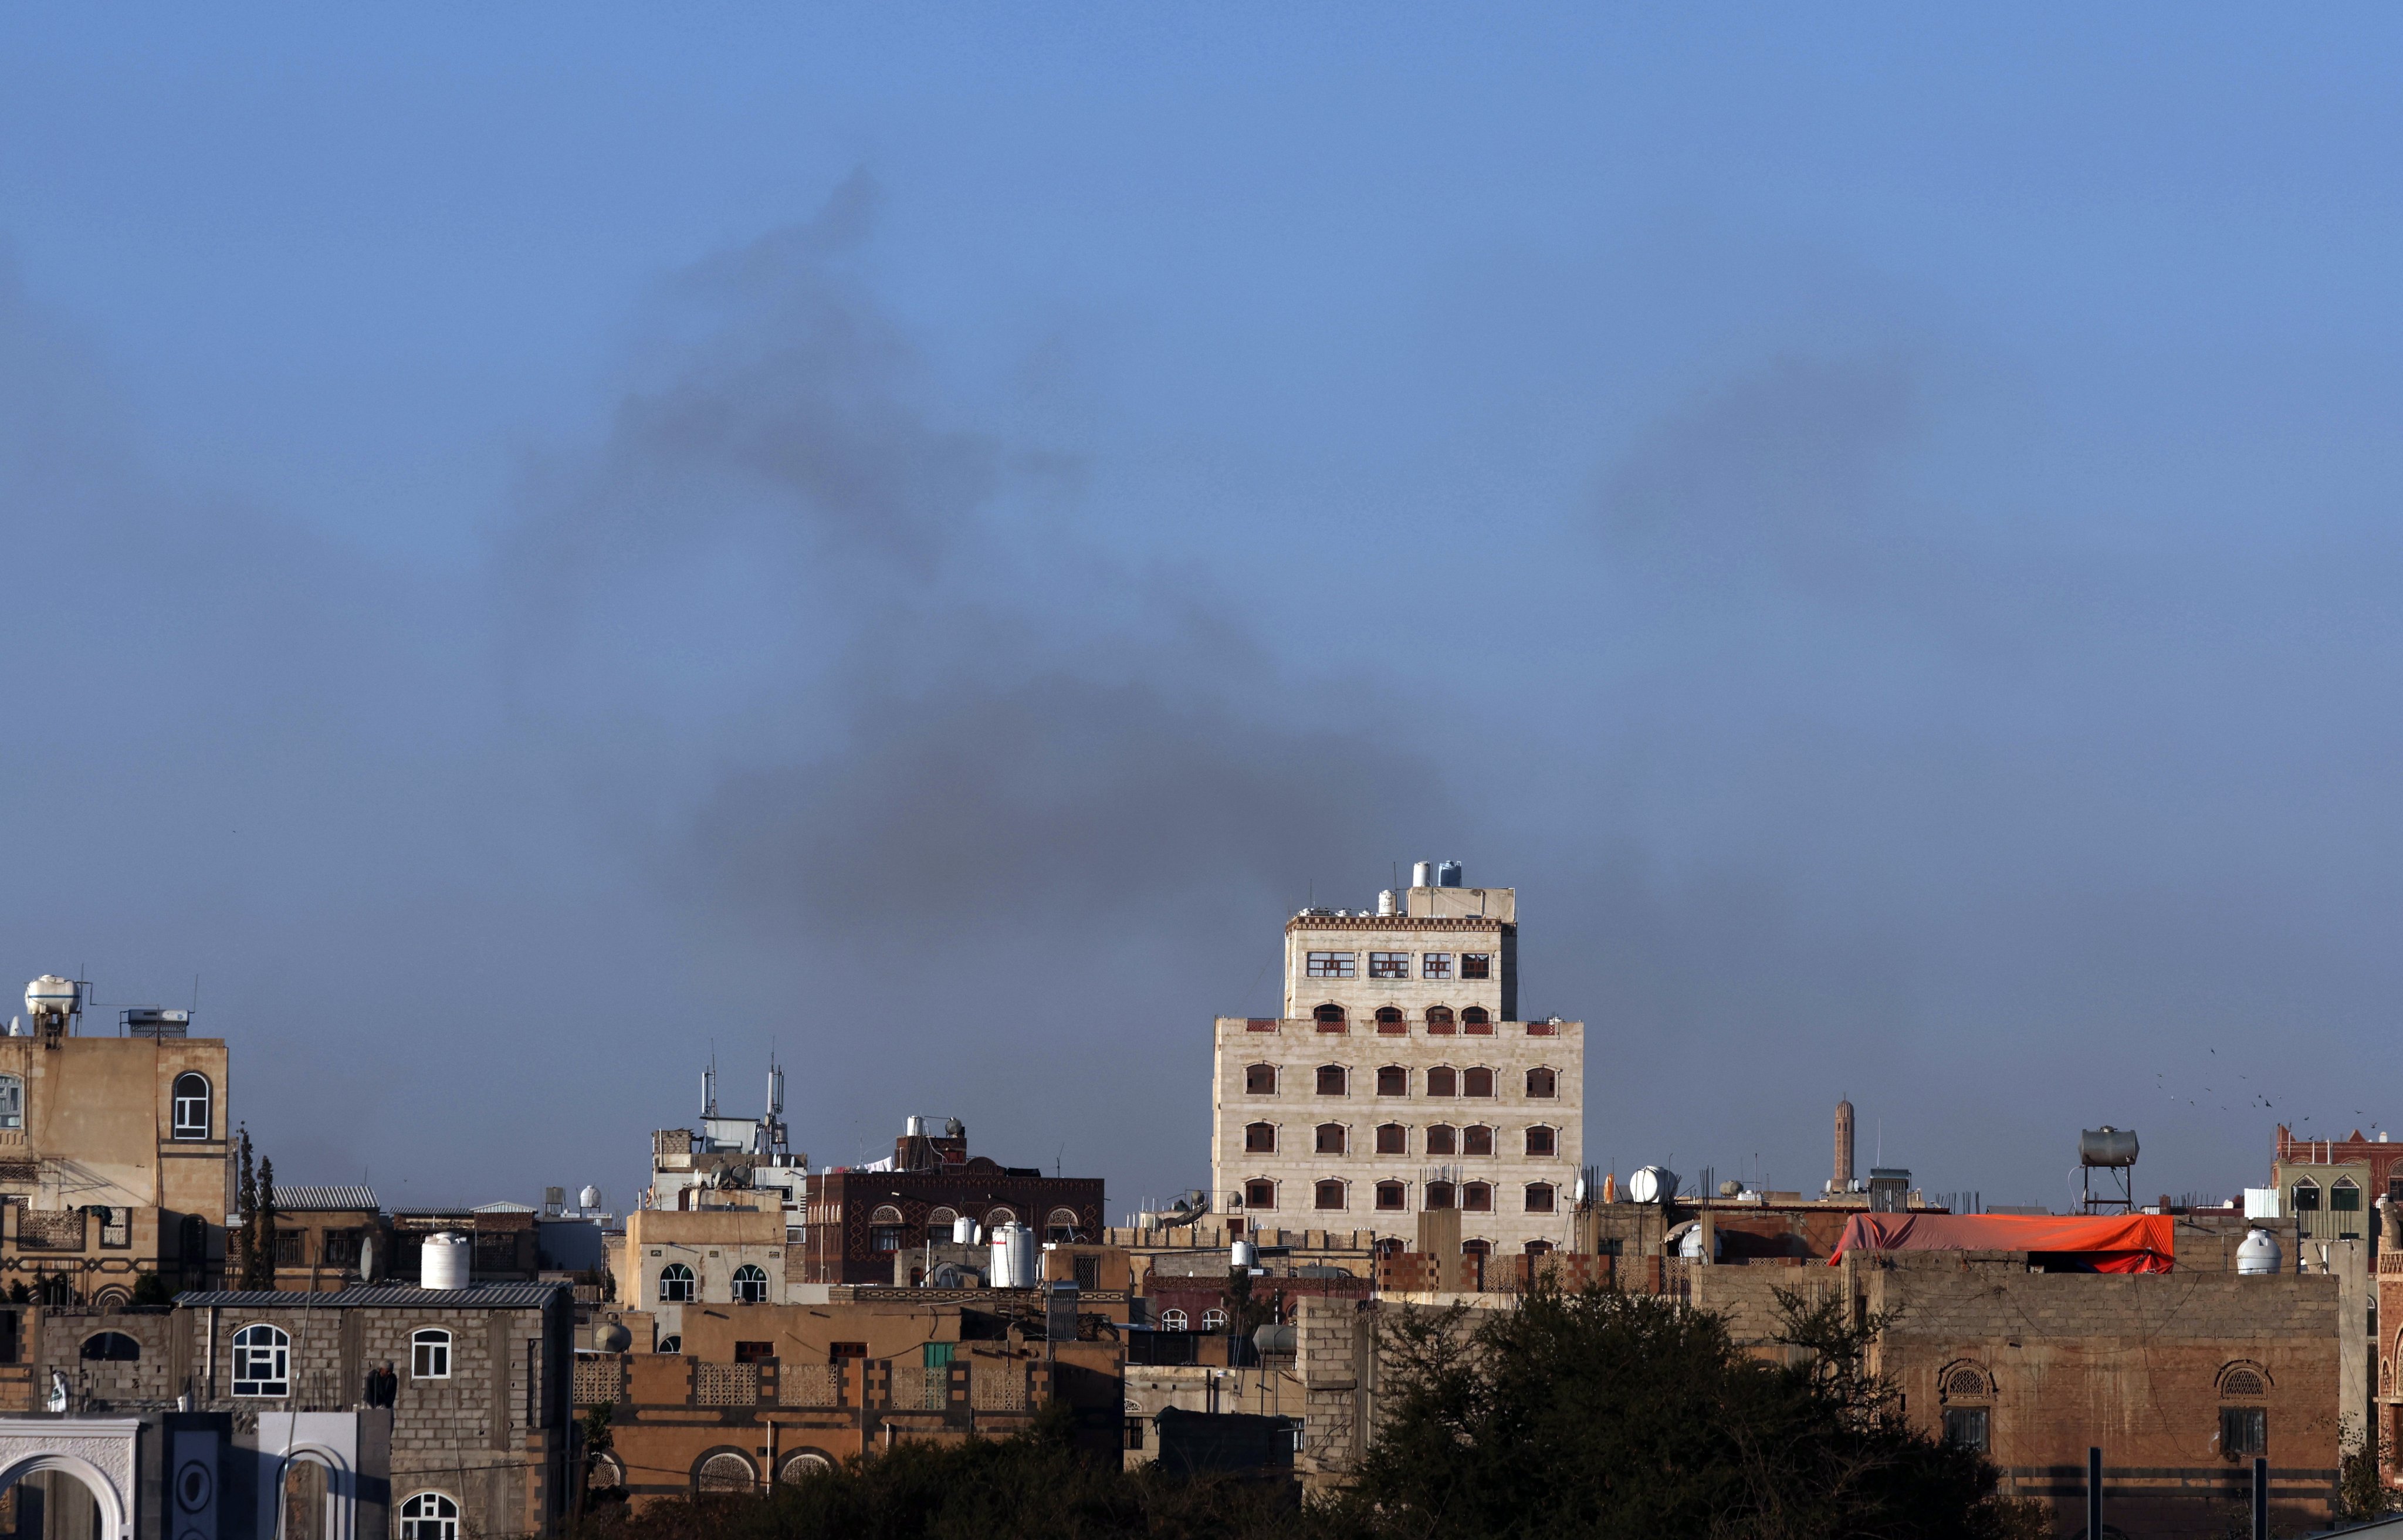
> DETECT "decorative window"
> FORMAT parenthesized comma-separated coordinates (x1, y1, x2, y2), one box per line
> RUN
(1463, 1067, 1494, 1098)
(1316, 1065, 1348, 1096)
(1369, 953, 1410, 980)
(1376, 1123, 1407, 1155)
(1314, 1180, 1347, 1211)
(1524, 1183, 1556, 1214)
(398, 1493, 459, 1540)
(1461, 1006, 1490, 1028)
(1246, 1122, 1278, 1153)
(232, 1323, 290, 1397)
(1202, 1308, 1228, 1330)
(1525, 1239, 1553, 1257)
(1461, 1182, 1492, 1213)
(1246, 1064, 1278, 1095)
(2221, 1407, 2267, 1458)
(2334, 1178, 2363, 1213)
(588, 1454, 628, 1491)
(1375, 1007, 1406, 1034)
(2292, 1179, 2321, 1212)
(1244, 1180, 1276, 1210)
(779, 1451, 835, 1486)
(1941, 1361, 1992, 1400)
(1461, 954, 1491, 980)
(1426, 1124, 1457, 1156)
(1160, 1309, 1189, 1331)
(1463, 1125, 1494, 1157)
(2219, 1362, 2270, 1398)
(1313, 1004, 1347, 1033)
(171, 1073, 211, 1140)
(80, 1332, 139, 1362)
(1375, 1182, 1407, 1211)
(658, 1263, 696, 1303)
(1423, 1181, 1454, 1210)
(986, 1206, 1018, 1227)
(927, 1207, 959, 1241)
(1464, 1011, 1492, 1035)
(1376, 1066, 1407, 1096)
(1525, 1126, 1556, 1157)
(0, 1074, 20, 1131)
(655, 1335, 682, 1354)
(1307, 952, 1356, 979)
(695, 1452, 756, 1494)
(1526, 1067, 1556, 1098)
(1422, 953, 1453, 979)
(1047, 1207, 1081, 1242)
(1426, 1006, 1455, 1034)
(732, 1264, 770, 1304)
(1426, 1067, 1457, 1098)
(99, 1207, 131, 1248)
(411, 1328, 452, 1378)
(1942, 1407, 1989, 1453)
(1315, 1123, 1348, 1155)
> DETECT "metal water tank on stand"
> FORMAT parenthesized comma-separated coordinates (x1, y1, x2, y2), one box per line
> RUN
(421, 1232, 471, 1289)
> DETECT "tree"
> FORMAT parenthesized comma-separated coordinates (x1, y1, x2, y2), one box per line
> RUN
(235, 1129, 279, 1290)
(130, 1271, 175, 1308)
(1328, 1281, 2046, 1540)
(2335, 1414, 2401, 1523)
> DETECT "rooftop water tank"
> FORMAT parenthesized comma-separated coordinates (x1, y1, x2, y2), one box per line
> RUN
(989, 1222, 1037, 1289)
(905, 1115, 926, 1138)
(1627, 1166, 1678, 1205)
(2079, 1126, 2140, 1167)
(2237, 1228, 2282, 1276)
(578, 1184, 603, 1211)
(421, 1231, 471, 1290)
(1412, 861, 1434, 888)
(1231, 1239, 1258, 1270)
(1376, 889, 1397, 916)
(1676, 1225, 1721, 1261)
(591, 1321, 632, 1353)
(1436, 861, 1463, 887)
(952, 1215, 977, 1245)
(24, 977, 76, 1021)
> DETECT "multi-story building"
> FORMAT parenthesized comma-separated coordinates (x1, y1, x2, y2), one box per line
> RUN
(1211, 864, 1584, 1259)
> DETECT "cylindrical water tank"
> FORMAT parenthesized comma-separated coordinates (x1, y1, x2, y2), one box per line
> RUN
(2237, 1228, 2282, 1276)
(2079, 1126, 2140, 1167)
(421, 1231, 471, 1290)
(23, 976, 75, 1020)
(1627, 1166, 1678, 1205)
(1231, 1240, 1258, 1270)
(952, 1215, 977, 1245)
(1412, 861, 1435, 888)
(1677, 1226, 1721, 1261)
(578, 1184, 603, 1211)
(1376, 889, 1396, 916)
(591, 1321, 633, 1353)
(1436, 861, 1463, 887)
(905, 1115, 926, 1138)
(1251, 1324, 1296, 1355)
(989, 1222, 1037, 1288)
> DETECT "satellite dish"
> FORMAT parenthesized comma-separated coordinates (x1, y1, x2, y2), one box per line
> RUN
(358, 1233, 383, 1284)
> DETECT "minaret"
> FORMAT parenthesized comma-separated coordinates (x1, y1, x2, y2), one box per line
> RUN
(1833, 1098, 1856, 1191)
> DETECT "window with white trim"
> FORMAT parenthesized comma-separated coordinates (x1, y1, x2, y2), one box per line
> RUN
(1369, 953, 1410, 979)
(1421, 953, 1453, 979)
(0, 1074, 20, 1131)
(658, 1263, 696, 1303)
(411, 1328, 451, 1379)
(232, 1323, 289, 1397)
(1306, 952, 1356, 979)
(172, 1072, 211, 1140)
(732, 1264, 770, 1304)
(399, 1493, 459, 1540)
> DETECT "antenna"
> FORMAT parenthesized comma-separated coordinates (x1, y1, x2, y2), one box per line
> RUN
(703, 1054, 718, 1119)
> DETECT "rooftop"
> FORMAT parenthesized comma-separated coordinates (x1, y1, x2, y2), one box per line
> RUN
(177, 1282, 567, 1309)
(274, 1186, 379, 1211)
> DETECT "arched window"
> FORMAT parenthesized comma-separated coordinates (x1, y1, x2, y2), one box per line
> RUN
(412, 1328, 451, 1378)
(985, 1206, 1018, 1227)
(779, 1451, 835, 1486)
(1524, 1183, 1556, 1214)
(1940, 1361, 1993, 1400)
(1202, 1308, 1228, 1330)
(1244, 1179, 1276, 1210)
(1463, 1125, 1494, 1157)
(1461, 1006, 1490, 1028)
(1425, 1124, 1457, 1156)
(1426, 1067, 1457, 1098)
(731, 1265, 770, 1304)
(1314, 1180, 1347, 1211)
(1426, 1006, 1454, 1034)
(926, 1207, 959, 1243)
(1463, 1238, 1491, 1257)
(2334, 1177, 2363, 1213)
(1375, 1007, 1406, 1034)
(870, 1204, 905, 1224)
(2219, 1362, 2270, 1398)
(1376, 1123, 1407, 1155)
(1246, 1122, 1277, 1153)
(587, 1454, 628, 1492)
(398, 1493, 459, 1540)
(1316, 1065, 1348, 1096)
(0, 1074, 21, 1131)
(1047, 1207, 1082, 1242)
(172, 1073, 211, 1140)
(1525, 1126, 1556, 1157)
(1160, 1308, 1189, 1330)
(2292, 1178, 2321, 1212)
(1525, 1067, 1556, 1098)
(655, 1335, 682, 1354)
(1461, 1182, 1492, 1213)
(80, 1332, 139, 1362)
(658, 1263, 696, 1303)
(231, 1323, 289, 1397)
(1376, 1065, 1407, 1096)
(1424, 1181, 1454, 1210)
(1463, 1067, 1494, 1098)
(695, 1451, 756, 1494)
(1375, 1182, 1407, 1211)
(1315, 1123, 1348, 1155)
(1314, 1004, 1346, 1032)
(1246, 1064, 1278, 1095)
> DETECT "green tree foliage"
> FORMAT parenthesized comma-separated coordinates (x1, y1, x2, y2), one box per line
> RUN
(235, 1129, 277, 1290)
(129, 1271, 175, 1308)
(2335, 1414, 2400, 1523)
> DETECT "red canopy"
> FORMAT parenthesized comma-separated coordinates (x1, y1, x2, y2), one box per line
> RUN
(1828, 1213, 2174, 1274)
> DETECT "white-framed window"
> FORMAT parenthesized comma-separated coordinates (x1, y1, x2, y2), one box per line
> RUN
(1305, 952, 1356, 979)
(1368, 952, 1410, 980)
(172, 1073, 211, 1140)
(1202, 1308, 1228, 1330)
(731, 1264, 770, 1304)
(655, 1335, 682, 1354)
(0, 1074, 21, 1131)
(398, 1492, 458, 1540)
(658, 1263, 696, 1303)
(411, 1328, 451, 1379)
(1160, 1309, 1189, 1330)
(1421, 953, 1453, 979)
(231, 1323, 289, 1397)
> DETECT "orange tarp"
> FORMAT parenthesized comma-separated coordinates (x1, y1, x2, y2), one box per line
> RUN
(1827, 1213, 2174, 1273)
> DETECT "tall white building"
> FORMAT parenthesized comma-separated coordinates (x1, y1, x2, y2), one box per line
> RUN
(1211, 863, 1584, 1260)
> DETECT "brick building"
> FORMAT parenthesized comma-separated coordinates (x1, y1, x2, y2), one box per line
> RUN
(793, 1124, 1104, 1286)
(1211, 864, 1583, 1258)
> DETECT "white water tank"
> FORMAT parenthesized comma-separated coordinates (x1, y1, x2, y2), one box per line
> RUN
(1627, 1166, 1678, 1205)
(1376, 890, 1397, 916)
(23, 977, 76, 1023)
(905, 1115, 926, 1137)
(578, 1184, 603, 1211)
(1231, 1239, 1258, 1270)
(989, 1222, 1037, 1288)
(1412, 861, 1434, 888)
(421, 1231, 471, 1290)
(952, 1215, 977, 1245)
(1677, 1225, 1720, 1261)
(2237, 1228, 2282, 1276)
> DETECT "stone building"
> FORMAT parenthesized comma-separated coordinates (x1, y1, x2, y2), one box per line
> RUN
(0, 1006, 231, 1302)
(793, 1125, 1105, 1287)
(1211, 864, 1583, 1258)
(614, 1206, 790, 1352)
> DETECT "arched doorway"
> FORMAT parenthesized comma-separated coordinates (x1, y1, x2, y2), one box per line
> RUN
(0, 1453, 130, 1540)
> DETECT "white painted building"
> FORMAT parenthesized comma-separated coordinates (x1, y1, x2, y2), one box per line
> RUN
(1211, 864, 1584, 1260)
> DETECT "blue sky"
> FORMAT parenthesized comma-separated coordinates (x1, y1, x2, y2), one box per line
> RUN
(4, 6, 2400, 1211)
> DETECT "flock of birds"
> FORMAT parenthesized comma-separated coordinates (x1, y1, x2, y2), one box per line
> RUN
(2157, 1045, 2375, 1138)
